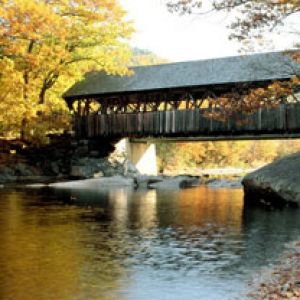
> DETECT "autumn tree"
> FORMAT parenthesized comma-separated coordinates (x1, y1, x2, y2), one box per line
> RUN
(156, 140, 300, 172)
(131, 48, 168, 66)
(166, 0, 300, 120)
(162, 2, 300, 170)
(0, 0, 133, 143)
(166, 0, 300, 44)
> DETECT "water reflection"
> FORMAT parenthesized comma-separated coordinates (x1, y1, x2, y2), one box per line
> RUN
(0, 190, 125, 300)
(0, 186, 299, 300)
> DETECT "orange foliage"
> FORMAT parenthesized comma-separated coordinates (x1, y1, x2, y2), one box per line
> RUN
(0, 0, 133, 142)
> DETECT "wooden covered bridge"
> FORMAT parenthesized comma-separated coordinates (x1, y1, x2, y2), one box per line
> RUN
(64, 51, 300, 141)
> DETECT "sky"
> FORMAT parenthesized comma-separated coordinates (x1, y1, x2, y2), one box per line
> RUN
(119, 0, 299, 63)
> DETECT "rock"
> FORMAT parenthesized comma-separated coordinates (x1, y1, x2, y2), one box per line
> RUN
(0, 166, 14, 177)
(242, 152, 300, 206)
(133, 175, 201, 189)
(49, 176, 134, 189)
(89, 150, 100, 157)
(135, 175, 164, 188)
(206, 179, 242, 188)
(70, 156, 121, 179)
(93, 171, 104, 178)
(102, 167, 121, 177)
(74, 145, 89, 156)
(14, 163, 40, 176)
(0, 162, 44, 183)
(70, 165, 93, 178)
(148, 175, 200, 189)
(50, 162, 60, 175)
(0, 137, 137, 184)
(123, 160, 139, 176)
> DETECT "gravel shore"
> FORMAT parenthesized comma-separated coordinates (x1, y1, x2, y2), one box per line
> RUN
(246, 241, 300, 299)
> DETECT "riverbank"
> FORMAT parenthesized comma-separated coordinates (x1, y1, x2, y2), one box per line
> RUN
(0, 138, 139, 185)
(0, 140, 246, 189)
(246, 241, 300, 299)
(241, 153, 300, 298)
(0, 170, 243, 190)
(22, 174, 201, 191)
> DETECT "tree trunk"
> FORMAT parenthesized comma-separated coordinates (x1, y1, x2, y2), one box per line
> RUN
(20, 118, 27, 141)
(39, 86, 46, 104)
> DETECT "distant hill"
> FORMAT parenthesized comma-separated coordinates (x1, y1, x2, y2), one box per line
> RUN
(131, 47, 168, 66)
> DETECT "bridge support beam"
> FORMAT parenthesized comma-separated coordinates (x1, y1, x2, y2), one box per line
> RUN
(115, 138, 158, 175)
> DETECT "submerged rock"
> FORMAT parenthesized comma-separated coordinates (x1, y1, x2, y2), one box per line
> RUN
(242, 152, 300, 207)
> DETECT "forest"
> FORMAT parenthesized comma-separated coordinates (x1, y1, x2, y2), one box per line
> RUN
(157, 139, 300, 171)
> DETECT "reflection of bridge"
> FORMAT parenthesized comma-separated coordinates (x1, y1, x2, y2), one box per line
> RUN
(64, 51, 300, 174)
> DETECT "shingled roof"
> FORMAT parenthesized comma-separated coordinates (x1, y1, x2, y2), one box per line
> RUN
(63, 51, 300, 100)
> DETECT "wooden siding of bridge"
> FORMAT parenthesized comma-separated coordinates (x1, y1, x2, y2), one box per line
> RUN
(74, 103, 300, 139)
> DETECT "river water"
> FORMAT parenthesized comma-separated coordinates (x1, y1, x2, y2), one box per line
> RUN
(0, 186, 300, 300)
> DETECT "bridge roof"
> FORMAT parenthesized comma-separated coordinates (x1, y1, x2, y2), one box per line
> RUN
(63, 51, 300, 101)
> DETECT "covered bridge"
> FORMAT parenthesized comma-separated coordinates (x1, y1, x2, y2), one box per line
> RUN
(63, 51, 300, 140)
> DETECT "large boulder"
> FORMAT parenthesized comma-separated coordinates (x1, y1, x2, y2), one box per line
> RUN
(242, 152, 300, 207)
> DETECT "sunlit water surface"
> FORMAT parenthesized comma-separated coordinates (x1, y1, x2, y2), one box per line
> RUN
(1, 186, 300, 300)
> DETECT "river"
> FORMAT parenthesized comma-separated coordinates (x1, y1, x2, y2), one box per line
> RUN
(0, 186, 300, 300)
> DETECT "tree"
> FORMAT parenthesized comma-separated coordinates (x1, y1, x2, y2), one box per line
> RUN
(166, 0, 300, 120)
(166, 0, 300, 44)
(0, 0, 133, 143)
(131, 48, 168, 66)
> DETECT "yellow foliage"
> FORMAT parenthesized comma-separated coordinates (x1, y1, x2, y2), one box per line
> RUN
(0, 0, 133, 143)
(157, 139, 300, 171)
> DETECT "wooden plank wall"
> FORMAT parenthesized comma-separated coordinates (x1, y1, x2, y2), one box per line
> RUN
(74, 103, 300, 139)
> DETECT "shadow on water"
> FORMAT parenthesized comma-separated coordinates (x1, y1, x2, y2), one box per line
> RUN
(241, 205, 300, 267)
(0, 186, 299, 300)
